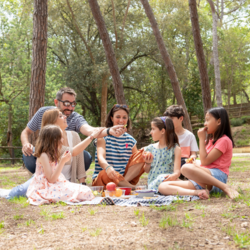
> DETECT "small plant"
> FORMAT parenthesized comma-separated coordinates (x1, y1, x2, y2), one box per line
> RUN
(139, 212, 149, 227)
(82, 227, 87, 232)
(201, 210, 206, 218)
(222, 224, 235, 236)
(40, 208, 51, 220)
(194, 203, 206, 210)
(89, 228, 102, 237)
(210, 192, 222, 198)
(13, 214, 23, 220)
(38, 226, 44, 234)
(134, 208, 140, 216)
(25, 219, 35, 226)
(88, 208, 97, 216)
(234, 232, 250, 248)
(51, 212, 64, 220)
(172, 194, 184, 204)
(185, 213, 194, 221)
(182, 219, 193, 228)
(0, 221, 4, 229)
(70, 209, 75, 214)
(160, 215, 178, 228)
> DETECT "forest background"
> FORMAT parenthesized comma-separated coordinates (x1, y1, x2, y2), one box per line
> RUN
(0, 0, 250, 159)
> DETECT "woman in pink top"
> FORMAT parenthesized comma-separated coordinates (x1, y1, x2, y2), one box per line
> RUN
(158, 107, 239, 199)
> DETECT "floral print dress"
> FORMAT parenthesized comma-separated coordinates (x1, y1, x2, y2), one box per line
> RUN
(27, 159, 94, 206)
(145, 144, 176, 191)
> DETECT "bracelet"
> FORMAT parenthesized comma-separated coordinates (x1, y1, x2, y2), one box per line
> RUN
(106, 128, 111, 136)
(145, 162, 151, 165)
(88, 135, 94, 140)
(105, 165, 112, 173)
(81, 182, 87, 185)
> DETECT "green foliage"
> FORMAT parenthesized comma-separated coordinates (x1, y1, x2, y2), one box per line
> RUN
(230, 118, 245, 127)
(139, 212, 149, 227)
(9, 196, 29, 208)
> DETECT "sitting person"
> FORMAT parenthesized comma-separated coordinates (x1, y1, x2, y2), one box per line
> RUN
(1, 109, 103, 199)
(163, 105, 198, 177)
(27, 125, 101, 205)
(92, 104, 146, 188)
(158, 107, 239, 199)
(143, 117, 181, 191)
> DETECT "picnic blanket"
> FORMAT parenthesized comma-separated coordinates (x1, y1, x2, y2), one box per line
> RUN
(65, 195, 199, 207)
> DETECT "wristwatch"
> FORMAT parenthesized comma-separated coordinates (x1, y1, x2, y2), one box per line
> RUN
(107, 128, 111, 136)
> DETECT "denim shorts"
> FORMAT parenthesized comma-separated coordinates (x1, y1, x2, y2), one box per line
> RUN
(189, 168, 228, 194)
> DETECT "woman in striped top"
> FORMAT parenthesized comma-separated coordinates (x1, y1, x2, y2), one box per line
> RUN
(92, 104, 146, 188)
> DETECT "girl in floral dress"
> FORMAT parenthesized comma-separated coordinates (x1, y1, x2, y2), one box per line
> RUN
(143, 117, 181, 192)
(27, 125, 102, 205)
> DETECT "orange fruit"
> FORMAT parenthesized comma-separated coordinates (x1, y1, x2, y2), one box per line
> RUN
(115, 188, 123, 197)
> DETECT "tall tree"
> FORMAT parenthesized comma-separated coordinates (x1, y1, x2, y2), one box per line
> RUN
(207, 0, 222, 107)
(29, 0, 47, 120)
(140, 0, 192, 132)
(29, 0, 47, 143)
(189, 0, 212, 114)
(88, 0, 126, 104)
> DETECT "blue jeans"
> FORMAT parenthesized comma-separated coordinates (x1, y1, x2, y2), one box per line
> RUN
(9, 150, 93, 199)
(7, 176, 33, 199)
(23, 150, 92, 174)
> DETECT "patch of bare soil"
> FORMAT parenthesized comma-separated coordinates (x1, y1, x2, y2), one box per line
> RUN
(0, 159, 250, 250)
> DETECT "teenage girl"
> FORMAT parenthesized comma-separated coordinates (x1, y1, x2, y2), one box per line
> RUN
(143, 117, 181, 191)
(158, 107, 239, 199)
(27, 125, 103, 205)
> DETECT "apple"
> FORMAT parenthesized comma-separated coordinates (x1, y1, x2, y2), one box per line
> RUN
(106, 182, 116, 191)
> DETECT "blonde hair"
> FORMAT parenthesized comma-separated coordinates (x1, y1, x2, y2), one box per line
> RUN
(41, 108, 60, 129)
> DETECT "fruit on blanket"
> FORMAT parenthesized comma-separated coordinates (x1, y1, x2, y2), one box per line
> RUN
(115, 188, 123, 197)
(185, 157, 194, 163)
(106, 182, 116, 191)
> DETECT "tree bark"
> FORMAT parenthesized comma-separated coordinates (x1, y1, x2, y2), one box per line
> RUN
(101, 74, 109, 127)
(189, 0, 212, 114)
(207, 0, 222, 107)
(140, 0, 192, 132)
(88, 0, 126, 104)
(29, 0, 47, 144)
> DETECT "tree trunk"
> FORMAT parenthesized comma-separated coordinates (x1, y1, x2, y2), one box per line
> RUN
(207, 0, 222, 107)
(101, 74, 109, 127)
(88, 0, 126, 104)
(242, 89, 250, 103)
(140, 0, 193, 132)
(189, 0, 212, 114)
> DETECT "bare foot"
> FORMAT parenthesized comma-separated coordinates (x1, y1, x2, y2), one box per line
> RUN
(196, 189, 209, 200)
(224, 186, 239, 199)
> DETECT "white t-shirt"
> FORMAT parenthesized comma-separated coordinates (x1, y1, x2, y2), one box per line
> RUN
(178, 130, 199, 158)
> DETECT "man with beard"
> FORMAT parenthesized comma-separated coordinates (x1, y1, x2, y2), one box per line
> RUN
(21, 87, 126, 179)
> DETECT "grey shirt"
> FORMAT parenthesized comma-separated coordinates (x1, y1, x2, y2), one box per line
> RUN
(27, 106, 88, 133)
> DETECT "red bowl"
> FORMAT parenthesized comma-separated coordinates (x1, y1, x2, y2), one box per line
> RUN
(119, 187, 132, 195)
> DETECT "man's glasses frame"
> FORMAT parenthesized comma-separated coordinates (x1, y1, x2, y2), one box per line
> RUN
(57, 99, 77, 108)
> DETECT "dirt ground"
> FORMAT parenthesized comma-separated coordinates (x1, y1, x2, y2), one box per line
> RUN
(0, 157, 250, 250)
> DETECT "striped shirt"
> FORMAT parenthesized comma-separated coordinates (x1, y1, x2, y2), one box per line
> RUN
(93, 133, 137, 179)
(27, 106, 88, 133)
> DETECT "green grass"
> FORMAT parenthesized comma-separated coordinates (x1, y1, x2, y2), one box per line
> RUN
(150, 204, 176, 212)
(159, 214, 178, 228)
(89, 228, 102, 237)
(9, 196, 29, 208)
(139, 212, 149, 227)
(88, 208, 97, 216)
(194, 203, 206, 210)
(13, 214, 23, 220)
(82, 227, 88, 232)
(0, 221, 4, 229)
(51, 212, 64, 220)
(134, 208, 140, 216)
(25, 219, 35, 226)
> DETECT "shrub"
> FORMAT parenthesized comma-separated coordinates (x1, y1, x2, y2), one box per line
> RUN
(230, 118, 244, 127)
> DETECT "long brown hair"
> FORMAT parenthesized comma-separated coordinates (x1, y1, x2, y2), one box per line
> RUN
(105, 104, 131, 130)
(152, 117, 179, 149)
(41, 108, 60, 128)
(34, 125, 62, 162)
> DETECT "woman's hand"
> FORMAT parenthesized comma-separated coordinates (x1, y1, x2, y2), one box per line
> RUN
(91, 127, 106, 139)
(106, 166, 119, 181)
(109, 125, 127, 137)
(197, 127, 207, 141)
(142, 151, 154, 164)
(163, 173, 179, 182)
(61, 151, 71, 163)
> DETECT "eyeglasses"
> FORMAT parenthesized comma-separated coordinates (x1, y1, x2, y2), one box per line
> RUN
(113, 104, 129, 109)
(57, 99, 77, 108)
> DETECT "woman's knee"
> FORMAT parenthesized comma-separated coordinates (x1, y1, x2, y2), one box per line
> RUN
(181, 164, 195, 176)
